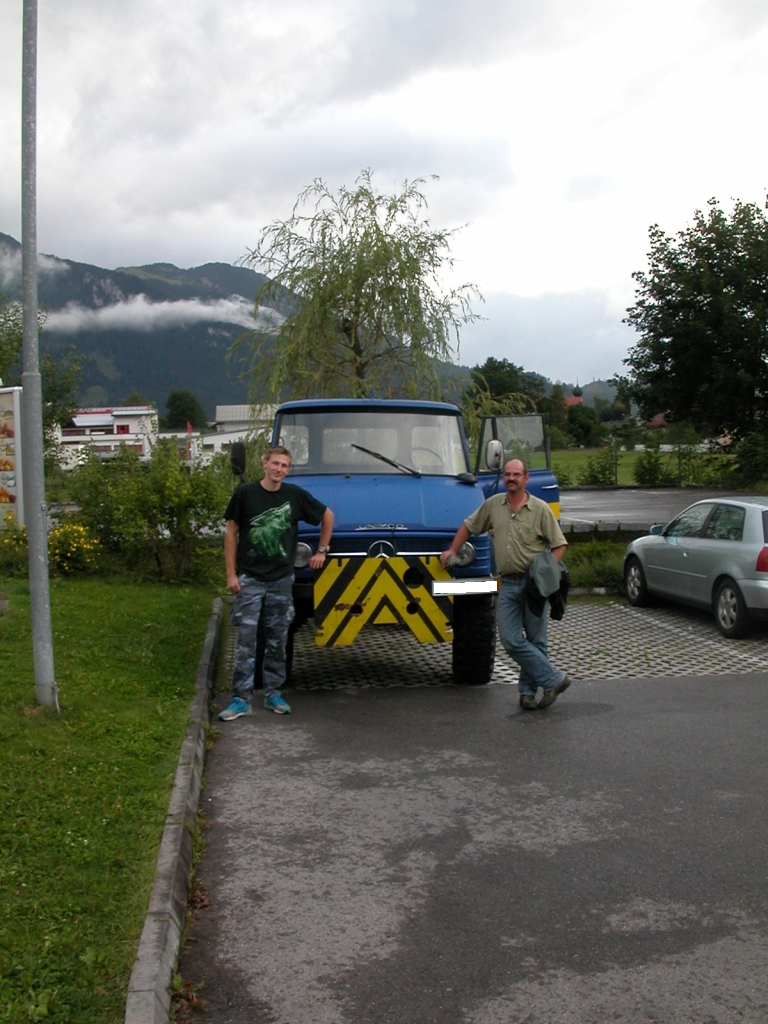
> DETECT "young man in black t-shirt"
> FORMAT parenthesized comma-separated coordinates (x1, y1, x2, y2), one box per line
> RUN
(219, 446, 334, 718)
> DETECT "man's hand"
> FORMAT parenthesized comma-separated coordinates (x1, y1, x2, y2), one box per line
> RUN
(227, 573, 241, 594)
(308, 551, 327, 570)
(440, 549, 457, 568)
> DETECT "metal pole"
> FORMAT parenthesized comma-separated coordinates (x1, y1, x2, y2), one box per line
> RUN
(21, 0, 57, 708)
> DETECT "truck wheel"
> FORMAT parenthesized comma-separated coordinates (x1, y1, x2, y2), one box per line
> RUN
(452, 594, 496, 685)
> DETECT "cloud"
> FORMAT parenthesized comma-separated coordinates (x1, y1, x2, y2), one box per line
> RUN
(45, 294, 261, 333)
(564, 173, 615, 203)
(0, 244, 70, 292)
(459, 289, 638, 383)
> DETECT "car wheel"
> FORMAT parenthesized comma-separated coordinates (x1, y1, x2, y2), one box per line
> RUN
(714, 578, 751, 639)
(624, 556, 650, 607)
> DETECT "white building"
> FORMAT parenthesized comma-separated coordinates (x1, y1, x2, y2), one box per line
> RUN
(57, 406, 159, 467)
(56, 402, 277, 467)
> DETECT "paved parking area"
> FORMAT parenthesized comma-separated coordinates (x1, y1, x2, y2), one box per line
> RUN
(221, 599, 768, 691)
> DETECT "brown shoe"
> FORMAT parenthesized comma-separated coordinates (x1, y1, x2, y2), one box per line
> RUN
(519, 693, 538, 710)
(538, 676, 571, 709)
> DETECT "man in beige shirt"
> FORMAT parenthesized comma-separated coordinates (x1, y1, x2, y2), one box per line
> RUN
(441, 458, 571, 710)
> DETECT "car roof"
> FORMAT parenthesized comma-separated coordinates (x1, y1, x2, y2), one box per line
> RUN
(685, 496, 768, 511)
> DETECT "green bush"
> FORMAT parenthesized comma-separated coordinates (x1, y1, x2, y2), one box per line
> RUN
(633, 443, 676, 486)
(0, 511, 28, 577)
(70, 441, 231, 583)
(47, 521, 101, 575)
(578, 445, 619, 486)
(552, 462, 573, 489)
(733, 431, 768, 485)
(564, 540, 625, 589)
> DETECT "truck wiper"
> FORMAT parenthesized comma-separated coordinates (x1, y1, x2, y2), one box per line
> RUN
(351, 443, 421, 478)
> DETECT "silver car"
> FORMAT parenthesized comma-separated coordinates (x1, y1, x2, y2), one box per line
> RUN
(623, 498, 768, 637)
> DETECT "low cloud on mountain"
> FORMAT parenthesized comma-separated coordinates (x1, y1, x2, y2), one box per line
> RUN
(45, 294, 260, 334)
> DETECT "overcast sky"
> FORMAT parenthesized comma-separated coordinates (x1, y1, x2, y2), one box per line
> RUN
(1, 0, 767, 383)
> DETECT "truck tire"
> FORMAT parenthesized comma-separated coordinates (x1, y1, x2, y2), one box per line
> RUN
(452, 594, 496, 685)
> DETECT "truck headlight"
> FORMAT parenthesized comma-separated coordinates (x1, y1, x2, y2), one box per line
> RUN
(454, 542, 476, 567)
(295, 542, 312, 568)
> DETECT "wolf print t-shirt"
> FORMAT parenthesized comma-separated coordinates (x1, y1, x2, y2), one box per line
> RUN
(225, 481, 326, 582)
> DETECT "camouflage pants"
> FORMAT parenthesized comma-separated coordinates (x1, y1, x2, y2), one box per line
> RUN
(230, 573, 295, 700)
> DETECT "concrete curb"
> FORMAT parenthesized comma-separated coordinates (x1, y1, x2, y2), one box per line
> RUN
(124, 597, 223, 1024)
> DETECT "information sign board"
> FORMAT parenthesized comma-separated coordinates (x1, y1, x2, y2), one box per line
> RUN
(0, 387, 24, 527)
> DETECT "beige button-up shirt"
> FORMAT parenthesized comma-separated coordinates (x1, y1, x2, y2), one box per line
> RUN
(463, 492, 567, 576)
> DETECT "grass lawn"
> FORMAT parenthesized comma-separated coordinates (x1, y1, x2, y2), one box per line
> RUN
(0, 577, 217, 1024)
(551, 448, 644, 487)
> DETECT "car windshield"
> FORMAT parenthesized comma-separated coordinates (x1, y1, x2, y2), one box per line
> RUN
(276, 409, 469, 476)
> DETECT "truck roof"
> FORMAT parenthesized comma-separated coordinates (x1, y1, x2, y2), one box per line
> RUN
(275, 398, 462, 414)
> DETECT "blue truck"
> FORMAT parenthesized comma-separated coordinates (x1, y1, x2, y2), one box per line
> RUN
(270, 398, 559, 685)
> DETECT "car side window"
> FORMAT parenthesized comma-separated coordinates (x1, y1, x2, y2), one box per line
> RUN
(703, 504, 745, 542)
(665, 504, 712, 538)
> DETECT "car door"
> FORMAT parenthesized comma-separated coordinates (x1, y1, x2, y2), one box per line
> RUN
(683, 503, 747, 605)
(644, 503, 714, 598)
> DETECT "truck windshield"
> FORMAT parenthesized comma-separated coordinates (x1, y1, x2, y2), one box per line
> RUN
(276, 410, 470, 476)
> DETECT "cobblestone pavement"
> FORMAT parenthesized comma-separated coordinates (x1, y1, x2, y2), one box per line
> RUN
(221, 599, 768, 690)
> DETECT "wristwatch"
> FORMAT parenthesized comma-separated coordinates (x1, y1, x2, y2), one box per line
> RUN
(318, 545, 329, 554)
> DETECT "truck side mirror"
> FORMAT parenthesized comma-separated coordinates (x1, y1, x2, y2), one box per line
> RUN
(231, 441, 246, 477)
(485, 439, 504, 472)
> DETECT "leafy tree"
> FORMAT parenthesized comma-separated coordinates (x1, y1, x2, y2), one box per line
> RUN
(0, 293, 46, 385)
(121, 390, 150, 406)
(566, 403, 604, 447)
(618, 198, 768, 440)
(467, 357, 545, 404)
(539, 382, 568, 435)
(0, 294, 80, 462)
(235, 170, 481, 400)
(162, 389, 208, 430)
(0, 294, 23, 384)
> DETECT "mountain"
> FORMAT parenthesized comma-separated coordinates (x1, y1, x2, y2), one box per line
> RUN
(0, 232, 267, 415)
(0, 232, 615, 416)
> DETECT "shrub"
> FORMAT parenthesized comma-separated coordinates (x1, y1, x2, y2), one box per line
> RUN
(564, 540, 625, 589)
(733, 431, 768, 485)
(47, 521, 101, 575)
(552, 462, 573, 489)
(70, 440, 231, 583)
(0, 510, 27, 576)
(578, 445, 619, 487)
(633, 443, 676, 486)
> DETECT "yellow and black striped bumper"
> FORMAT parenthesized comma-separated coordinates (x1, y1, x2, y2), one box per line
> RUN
(313, 555, 454, 647)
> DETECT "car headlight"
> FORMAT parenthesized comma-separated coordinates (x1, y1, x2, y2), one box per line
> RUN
(294, 542, 312, 568)
(454, 541, 476, 567)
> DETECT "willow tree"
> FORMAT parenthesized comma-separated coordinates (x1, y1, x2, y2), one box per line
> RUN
(236, 171, 481, 400)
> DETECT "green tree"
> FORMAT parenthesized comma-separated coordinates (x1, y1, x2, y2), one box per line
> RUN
(0, 293, 23, 384)
(121, 390, 150, 406)
(235, 170, 481, 400)
(467, 357, 545, 404)
(540, 383, 568, 436)
(567, 403, 605, 447)
(618, 198, 768, 440)
(162, 389, 208, 430)
(0, 294, 80, 462)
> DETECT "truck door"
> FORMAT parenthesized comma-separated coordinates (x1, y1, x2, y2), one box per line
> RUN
(474, 415, 560, 514)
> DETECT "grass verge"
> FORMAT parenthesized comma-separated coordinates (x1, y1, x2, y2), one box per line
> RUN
(0, 577, 217, 1024)
(551, 448, 642, 487)
(564, 540, 626, 590)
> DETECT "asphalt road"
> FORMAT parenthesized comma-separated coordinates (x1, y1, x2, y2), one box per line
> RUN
(559, 488, 739, 527)
(181, 676, 768, 1024)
